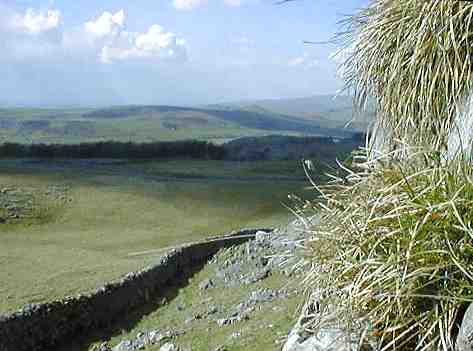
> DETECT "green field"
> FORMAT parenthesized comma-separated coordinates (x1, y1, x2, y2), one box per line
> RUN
(0, 159, 312, 314)
(0, 98, 362, 145)
(0, 108, 268, 144)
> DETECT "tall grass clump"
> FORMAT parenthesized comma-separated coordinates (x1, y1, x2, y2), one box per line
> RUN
(296, 1, 473, 348)
(339, 0, 473, 153)
(301, 151, 473, 349)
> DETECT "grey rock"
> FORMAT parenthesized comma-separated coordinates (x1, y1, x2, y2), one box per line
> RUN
(283, 328, 360, 351)
(215, 262, 243, 287)
(242, 268, 271, 284)
(248, 288, 280, 303)
(282, 292, 375, 351)
(112, 340, 134, 351)
(457, 303, 473, 351)
(216, 313, 249, 327)
(110, 329, 170, 351)
(255, 230, 271, 245)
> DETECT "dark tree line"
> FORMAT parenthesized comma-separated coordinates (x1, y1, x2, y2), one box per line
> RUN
(0, 140, 226, 160)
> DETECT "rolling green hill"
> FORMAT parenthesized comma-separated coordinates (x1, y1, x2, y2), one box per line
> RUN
(211, 95, 375, 131)
(0, 96, 370, 144)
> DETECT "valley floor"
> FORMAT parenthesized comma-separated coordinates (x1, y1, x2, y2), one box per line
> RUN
(0, 159, 311, 314)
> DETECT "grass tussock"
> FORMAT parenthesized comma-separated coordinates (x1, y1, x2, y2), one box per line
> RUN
(339, 0, 473, 151)
(301, 150, 473, 349)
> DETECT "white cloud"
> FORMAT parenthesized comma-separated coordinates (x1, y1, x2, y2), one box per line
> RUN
(0, 6, 187, 65)
(288, 53, 319, 69)
(84, 10, 125, 38)
(173, 0, 208, 10)
(0, 5, 62, 61)
(10, 8, 61, 35)
(63, 10, 187, 64)
(100, 24, 187, 64)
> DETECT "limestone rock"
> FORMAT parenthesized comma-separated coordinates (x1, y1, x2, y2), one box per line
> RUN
(112, 340, 133, 351)
(255, 230, 271, 245)
(283, 327, 360, 351)
(282, 292, 374, 351)
(457, 303, 473, 351)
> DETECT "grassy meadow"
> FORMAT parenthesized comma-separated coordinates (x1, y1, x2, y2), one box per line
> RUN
(0, 159, 311, 314)
(0, 108, 270, 145)
(0, 98, 362, 145)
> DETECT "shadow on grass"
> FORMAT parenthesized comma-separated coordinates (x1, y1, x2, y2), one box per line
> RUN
(53, 261, 208, 351)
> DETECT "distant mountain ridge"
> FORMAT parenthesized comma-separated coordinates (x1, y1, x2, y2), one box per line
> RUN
(82, 104, 355, 138)
(209, 95, 374, 131)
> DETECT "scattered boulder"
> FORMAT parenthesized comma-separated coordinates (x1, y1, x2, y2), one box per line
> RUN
(108, 329, 179, 351)
(242, 267, 271, 284)
(0, 184, 70, 223)
(103, 221, 305, 350)
(282, 291, 376, 351)
(216, 313, 249, 327)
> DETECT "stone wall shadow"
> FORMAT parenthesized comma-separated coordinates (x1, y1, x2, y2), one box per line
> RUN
(55, 262, 205, 351)
(0, 230, 268, 351)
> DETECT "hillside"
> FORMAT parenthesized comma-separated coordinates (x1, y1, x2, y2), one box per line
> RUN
(211, 95, 375, 131)
(0, 96, 368, 145)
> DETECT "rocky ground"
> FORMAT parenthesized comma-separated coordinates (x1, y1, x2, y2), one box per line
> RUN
(0, 184, 70, 224)
(86, 223, 307, 351)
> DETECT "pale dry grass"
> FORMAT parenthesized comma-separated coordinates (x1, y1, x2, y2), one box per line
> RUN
(337, 0, 473, 153)
(300, 149, 473, 350)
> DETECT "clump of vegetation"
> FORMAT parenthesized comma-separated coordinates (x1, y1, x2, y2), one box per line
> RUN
(299, 0, 473, 349)
(301, 151, 473, 349)
(340, 0, 473, 152)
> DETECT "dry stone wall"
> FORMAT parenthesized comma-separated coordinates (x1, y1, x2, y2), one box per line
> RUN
(0, 229, 270, 351)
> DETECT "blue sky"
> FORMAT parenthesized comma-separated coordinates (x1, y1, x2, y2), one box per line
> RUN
(0, 0, 368, 107)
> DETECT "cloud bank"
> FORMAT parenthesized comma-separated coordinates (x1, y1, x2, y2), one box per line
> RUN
(0, 5, 187, 64)
(12, 8, 61, 35)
